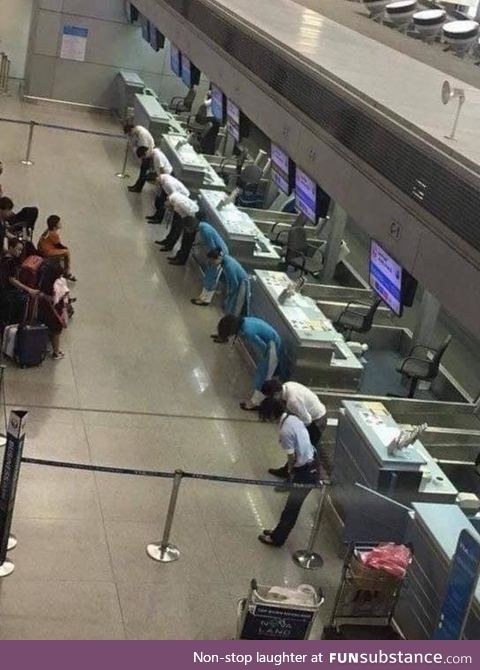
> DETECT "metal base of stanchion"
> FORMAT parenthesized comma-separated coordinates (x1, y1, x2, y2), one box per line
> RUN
(147, 543, 180, 563)
(0, 561, 15, 578)
(115, 171, 130, 179)
(292, 549, 324, 570)
(8, 535, 17, 551)
(21, 160, 34, 166)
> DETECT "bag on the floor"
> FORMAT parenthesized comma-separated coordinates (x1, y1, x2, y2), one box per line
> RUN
(2, 324, 19, 358)
(15, 297, 49, 368)
(18, 255, 45, 288)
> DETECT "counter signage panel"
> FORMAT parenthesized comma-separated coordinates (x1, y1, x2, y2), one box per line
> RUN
(226, 99, 240, 142)
(433, 529, 480, 640)
(295, 168, 317, 222)
(271, 143, 292, 195)
(369, 240, 402, 316)
(170, 44, 181, 77)
(211, 85, 224, 123)
(181, 56, 191, 87)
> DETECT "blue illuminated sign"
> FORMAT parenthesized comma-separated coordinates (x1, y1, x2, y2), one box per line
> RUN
(170, 44, 181, 77)
(211, 85, 224, 123)
(181, 56, 191, 87)
(271, 143, 292, 195)
(226, 99, 240, 142)
(369, 240, 402, 316)
(295, 168, 317, 223)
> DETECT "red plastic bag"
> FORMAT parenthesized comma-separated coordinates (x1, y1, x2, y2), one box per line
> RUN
(361, 543, 412, 579)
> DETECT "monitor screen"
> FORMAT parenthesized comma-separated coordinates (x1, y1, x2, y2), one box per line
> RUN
(150, 28, 165, 52)
(295, 168, 318, 223)
(211, 84, 225, 123)
(125, 2, 139, 23)
(271, 143, 295, 195)
(140, 15, 150, 42)
(181, 56, 191, 87)
(170, 44, 181, 77)
(226, 99, 240, 142)
(369, 240, 403, 316)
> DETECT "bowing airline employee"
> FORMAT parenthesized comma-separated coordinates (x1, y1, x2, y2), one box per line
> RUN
(192, 248, 251, 317)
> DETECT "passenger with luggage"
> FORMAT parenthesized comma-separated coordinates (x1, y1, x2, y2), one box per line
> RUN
(0, 238, 33, 325)
(192, 248, 250, 316)
(38, 215, 77, 281)
(213, 314, 287, 410)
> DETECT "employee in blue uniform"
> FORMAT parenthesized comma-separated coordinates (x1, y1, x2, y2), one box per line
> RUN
(213, 314, 287, 410)
(190, 223, 228, 305)
(192, 248, 251, 316)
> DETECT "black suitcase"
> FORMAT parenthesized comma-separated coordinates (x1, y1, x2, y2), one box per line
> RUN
(15, 297, 49, 368)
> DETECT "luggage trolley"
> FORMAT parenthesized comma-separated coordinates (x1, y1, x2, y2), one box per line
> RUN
(236, 579, 324, 640)
(322, 543, 408, 639)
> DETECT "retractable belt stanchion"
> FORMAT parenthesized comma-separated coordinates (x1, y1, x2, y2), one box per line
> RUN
(292, 483, 328, 570)
(0, 410, 28, 578)
(147, 469, 183, 563)
(21, 120, 36, 166)
(115, 140, 131, 179)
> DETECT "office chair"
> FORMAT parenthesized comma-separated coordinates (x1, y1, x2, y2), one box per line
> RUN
(236, 164, 264, 208)
(335, 298, 382, 340)
(169, 87, 197, 114)
(396, 334, 452, 399)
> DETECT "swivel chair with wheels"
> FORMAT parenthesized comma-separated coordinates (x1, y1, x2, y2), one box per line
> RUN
(334, 298, 382, 340)
(396, 334, 452, 399)
(169, 86, 197, 114)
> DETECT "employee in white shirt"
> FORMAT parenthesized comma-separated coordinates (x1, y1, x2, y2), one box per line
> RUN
(124, 123, 155, 193)
(257, 398, 319, 547)
(147, 174, 190, 224)
(261, 379, 327, 477)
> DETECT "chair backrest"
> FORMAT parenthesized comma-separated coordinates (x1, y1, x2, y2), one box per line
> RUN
(240, 164, 263, 188)
(183, 87, 196, 112)
(431, 334, 452, 371)
(286, 225, 308, 255)
(363, 298, 382, 329)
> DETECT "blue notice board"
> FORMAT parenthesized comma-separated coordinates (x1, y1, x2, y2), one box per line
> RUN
(433, 529, 480, 640)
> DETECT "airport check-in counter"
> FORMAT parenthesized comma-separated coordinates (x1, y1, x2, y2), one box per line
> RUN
(198, 190, 280, 269)
(396, 503, 480, 640)
(332, 400, 458, 520)
(116, 71, 145, 120)
(250, 271, 364, 390)
(134, 93, 185, 143)
(162, 136, 226, 195)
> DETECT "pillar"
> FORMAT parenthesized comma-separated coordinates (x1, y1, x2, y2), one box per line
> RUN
(319, 202, 348, 283)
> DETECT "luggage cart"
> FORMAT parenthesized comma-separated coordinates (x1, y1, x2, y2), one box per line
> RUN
(236, 579, 324, 640)
(322, 543, 408, 639)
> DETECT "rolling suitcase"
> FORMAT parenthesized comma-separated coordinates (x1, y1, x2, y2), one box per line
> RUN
(15, 297, 49, 368)
(18, 255, 45, 288)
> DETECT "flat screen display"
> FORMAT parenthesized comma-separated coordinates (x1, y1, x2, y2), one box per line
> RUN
(226, 99, 240, 142)
(149, 28, 165, 52)
(181, 56, 191, 87)
(125, 2, 139, 23)
(271, 143, 294, 195)
(295, 168, 318, 223)
(170, 44, 181, 77)
(369, 240, 403, 316)
(211, 84, 225, 123)
(140, 15, 150, 42)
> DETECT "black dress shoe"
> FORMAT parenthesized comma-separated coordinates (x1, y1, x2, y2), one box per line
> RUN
(268, 467, 289, 479)
(128, 186, 142, 193)
(159, 246, 174, 252)
(191, 298, 210, 306)
(258, 533, 280, 547)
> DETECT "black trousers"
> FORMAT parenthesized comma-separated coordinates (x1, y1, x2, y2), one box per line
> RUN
(132, 156, 153, 191)
(270, 462, 318, 546)
(172, 229, 196, 264)
(153, 190, 167, 219)
(274, 417, 327, 479)
(162, 213, 183, 250)
(8, 207, 39, 232)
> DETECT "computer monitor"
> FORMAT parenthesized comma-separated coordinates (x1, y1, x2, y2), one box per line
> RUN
(271, 143, 295, 195)
(226, 99, 240, 142)
(369, 240, 404, 316)
(149, 28, 165, 51)
(140, 15, 150, 42)
(125, 2, 139, 23)
(211, 84, 225, 123)
(295, 168, 331, 223)
(170, 44, 182, 77)
(181, 56, 201, 88)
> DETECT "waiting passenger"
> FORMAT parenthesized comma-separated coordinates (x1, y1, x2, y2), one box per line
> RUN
(213, 314, 287, 410)
(133, 146, 173, 194)
(192, 248, 250, 316)
(37, 262, 68, 360)
(38, 215, 76, 281)
(257, 397, 318, 547)
(148, 174, 190, 224)
(124, 123, 155, 193)
(0, 238, 31, 324)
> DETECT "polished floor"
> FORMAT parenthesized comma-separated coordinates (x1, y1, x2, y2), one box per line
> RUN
(0, 94, 342, 639)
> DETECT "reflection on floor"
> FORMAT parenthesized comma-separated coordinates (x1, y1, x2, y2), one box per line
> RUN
(0, 94, 343, 640)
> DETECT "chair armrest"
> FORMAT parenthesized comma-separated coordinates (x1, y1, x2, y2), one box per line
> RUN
(410, 344, 433, 355)
(398, 356, 428, 374)
(274, 228, 289, 244)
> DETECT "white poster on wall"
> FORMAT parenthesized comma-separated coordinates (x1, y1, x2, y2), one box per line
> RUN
(60, 26, 89, 62)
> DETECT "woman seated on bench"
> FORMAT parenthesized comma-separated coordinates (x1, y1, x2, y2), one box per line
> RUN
(38, 215, 76, 281)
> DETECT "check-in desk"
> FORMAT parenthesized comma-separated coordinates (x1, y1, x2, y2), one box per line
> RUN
(199, 190, 280, 270)
(116, 71, 145, 120)
(396, 503, 480, 639)
(134, 93, 185, 143)
(161, 136, 226, 195)
(332, 401, 458, 520)
(250, 271, 364, 389)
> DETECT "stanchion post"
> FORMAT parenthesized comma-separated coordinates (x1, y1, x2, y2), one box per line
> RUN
(21, 120, 36, 166)
(115, 140, 131, 179)
(147, 469, 183, 563)
(0, 410, 28, 578)
(292, 484, 328, 570)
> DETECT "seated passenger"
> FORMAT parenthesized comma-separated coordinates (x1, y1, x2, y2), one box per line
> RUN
(213, 315, 287, 410)
(38, 215, 76, 282)
(192, 248, 250, 317)
(0, 238, 31, 324)
(147, 174, 190, 224)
